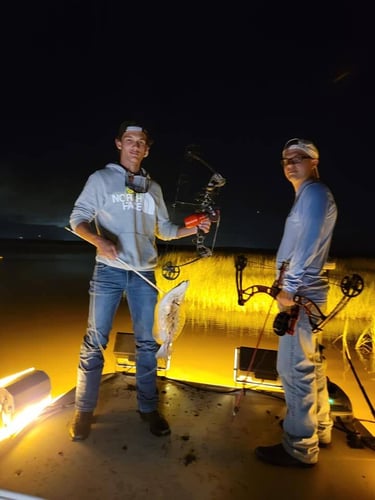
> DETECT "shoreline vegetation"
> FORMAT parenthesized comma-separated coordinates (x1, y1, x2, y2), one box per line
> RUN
(1, 237, 375, 258)
(1, 238, 374, 343)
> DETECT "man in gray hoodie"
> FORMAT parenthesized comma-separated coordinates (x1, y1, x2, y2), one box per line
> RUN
(69, 120, 211, 440)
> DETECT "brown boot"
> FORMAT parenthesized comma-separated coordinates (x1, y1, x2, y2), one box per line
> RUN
(139, 410, 171, 436)
(69, 410, 93, 441)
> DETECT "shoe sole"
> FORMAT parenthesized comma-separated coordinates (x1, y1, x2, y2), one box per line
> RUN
(150, 427, 171, 437)
(255, 448, 316, 468)
(139, 411, 171, 436)
(70, 434, 88, 441)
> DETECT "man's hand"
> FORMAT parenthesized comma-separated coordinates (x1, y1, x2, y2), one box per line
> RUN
(95, 238, 118, 259)
(197, 216, 211, 234)
(74, 222, 118, 259)
(276, 289, 295, 307)
(176, 215, 211, 238)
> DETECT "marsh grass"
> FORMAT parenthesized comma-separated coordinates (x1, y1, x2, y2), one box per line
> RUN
(155, 249, 375, 341)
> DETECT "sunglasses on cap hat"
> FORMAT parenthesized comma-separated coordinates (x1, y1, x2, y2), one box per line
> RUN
(280, 155, 312, 167)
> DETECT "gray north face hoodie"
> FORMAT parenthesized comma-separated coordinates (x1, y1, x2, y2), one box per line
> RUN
(70, 163, 179, 271)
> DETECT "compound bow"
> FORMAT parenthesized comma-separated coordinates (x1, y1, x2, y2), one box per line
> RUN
(162, 145, 226, 280)
(235, 254, 364, 334)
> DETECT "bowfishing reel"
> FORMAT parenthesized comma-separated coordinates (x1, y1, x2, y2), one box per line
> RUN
(184, 208, 221, 228)
(273, 305, 300, 336)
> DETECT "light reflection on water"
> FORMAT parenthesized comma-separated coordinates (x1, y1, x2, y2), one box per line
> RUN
(0, 244, 374, 435)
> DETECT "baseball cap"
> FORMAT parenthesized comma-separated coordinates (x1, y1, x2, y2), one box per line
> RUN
(282, 138, 319, 159)
(117, 120, 154, 146)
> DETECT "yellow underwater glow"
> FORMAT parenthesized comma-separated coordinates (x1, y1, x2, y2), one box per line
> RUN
(156, 250, 375, 338)
(154, 249, 375, 391)
(1, 250, 374, 440)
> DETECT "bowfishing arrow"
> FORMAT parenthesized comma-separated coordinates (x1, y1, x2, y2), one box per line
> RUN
(162, 145, 226, 280)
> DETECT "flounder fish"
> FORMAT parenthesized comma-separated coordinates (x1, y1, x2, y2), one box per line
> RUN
(154, 280, 190, 360)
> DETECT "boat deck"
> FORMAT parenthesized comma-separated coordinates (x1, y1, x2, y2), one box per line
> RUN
(1, 372, 374, 500)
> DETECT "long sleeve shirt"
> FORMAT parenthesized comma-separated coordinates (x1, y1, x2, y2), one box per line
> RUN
(70, 163, 179, 271)
(276, 179, 337, 302)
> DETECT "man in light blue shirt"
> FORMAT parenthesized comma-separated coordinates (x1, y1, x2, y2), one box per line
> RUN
(255, 138, 337, 467)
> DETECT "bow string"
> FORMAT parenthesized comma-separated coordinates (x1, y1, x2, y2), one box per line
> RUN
(162, 146, 226, 280)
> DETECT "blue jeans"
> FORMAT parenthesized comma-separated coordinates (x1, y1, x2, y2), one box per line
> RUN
(277, 307, 333, 464)
(75, 262, 159, 413)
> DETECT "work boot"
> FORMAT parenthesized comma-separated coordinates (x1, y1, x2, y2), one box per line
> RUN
(139, 410, 171, 436)
(69, 410, 93, 441)
(255, 443, 316, 468)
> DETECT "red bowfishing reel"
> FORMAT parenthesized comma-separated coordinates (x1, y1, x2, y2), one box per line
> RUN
(184, 209, 220, 228)
(273, 305, 300, 336)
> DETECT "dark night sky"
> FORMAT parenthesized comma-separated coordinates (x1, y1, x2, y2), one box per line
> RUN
(1, 3, 374, 255)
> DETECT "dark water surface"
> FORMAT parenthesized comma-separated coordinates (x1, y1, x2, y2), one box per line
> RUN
(1, 241, 374, 437)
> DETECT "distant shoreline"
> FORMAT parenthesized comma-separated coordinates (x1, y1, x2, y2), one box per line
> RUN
(0, 238, 277, 257)
(0, 238, 373, 259)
